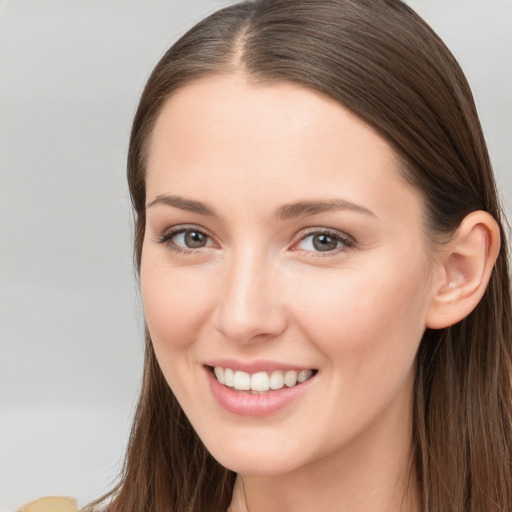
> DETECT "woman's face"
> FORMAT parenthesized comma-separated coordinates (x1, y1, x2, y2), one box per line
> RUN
(141, 75, 437, 476)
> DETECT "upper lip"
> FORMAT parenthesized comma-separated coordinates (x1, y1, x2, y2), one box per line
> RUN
(203, 359, 317, 374)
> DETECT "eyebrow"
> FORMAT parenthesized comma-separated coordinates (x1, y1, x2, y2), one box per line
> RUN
(146, 194, 376, 220)
(146, 194, 218, 217)
(276, 199, 377, 220)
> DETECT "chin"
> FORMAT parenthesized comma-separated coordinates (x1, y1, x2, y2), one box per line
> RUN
(214, 450, 304, 476)
(196, 425, 319, 477)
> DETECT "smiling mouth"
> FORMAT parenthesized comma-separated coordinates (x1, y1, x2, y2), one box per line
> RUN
(209, 366, 318, 393)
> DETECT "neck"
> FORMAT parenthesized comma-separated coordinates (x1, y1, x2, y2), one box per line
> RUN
(229, 389, 420, 512)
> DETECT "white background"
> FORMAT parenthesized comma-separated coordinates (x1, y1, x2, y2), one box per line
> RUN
(1, 1, 510, 510)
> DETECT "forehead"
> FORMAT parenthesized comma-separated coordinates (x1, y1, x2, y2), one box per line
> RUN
(148, 74, 394, 158)
(145, 74, 423, 227)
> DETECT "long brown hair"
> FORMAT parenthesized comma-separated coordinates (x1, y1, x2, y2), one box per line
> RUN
(86, 1, 512, 511)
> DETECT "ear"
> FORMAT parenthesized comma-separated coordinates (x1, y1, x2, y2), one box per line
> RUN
(426, 210, 501, 329)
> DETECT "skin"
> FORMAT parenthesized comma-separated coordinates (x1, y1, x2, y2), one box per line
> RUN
(140, 74, 441, 511)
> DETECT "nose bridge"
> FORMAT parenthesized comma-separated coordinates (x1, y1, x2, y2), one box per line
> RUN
(214, 245, 286, 343)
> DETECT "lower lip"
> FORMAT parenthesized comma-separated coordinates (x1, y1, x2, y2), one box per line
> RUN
(205, 367, 316, 417)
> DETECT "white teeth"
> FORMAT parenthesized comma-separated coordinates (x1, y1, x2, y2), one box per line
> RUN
(251, 372, 270, 391)
(213, 366, 315, 391)
(284, 370, 298, 387)
(214, 366, 225, 384)
(233, 370, 251, 390)
(297, 369, 313, 383)
(269, 370, 284, 390)
(224, 368, 234, 387)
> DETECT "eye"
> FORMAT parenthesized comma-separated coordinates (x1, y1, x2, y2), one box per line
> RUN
(294, 230, 353, 254)
(157, 227, 214, 251)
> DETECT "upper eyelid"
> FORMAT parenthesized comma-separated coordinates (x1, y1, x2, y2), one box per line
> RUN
(289, 228, 355, 255)
(157, 225, 215, 245)
(292, 227, 354, 243)
(161, 224, 211, 237)
(160, 225, 351, 239)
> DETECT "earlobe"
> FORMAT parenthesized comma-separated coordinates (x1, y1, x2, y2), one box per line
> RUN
(426, 211, 500, 329)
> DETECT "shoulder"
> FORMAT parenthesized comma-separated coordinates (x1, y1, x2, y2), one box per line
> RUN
(17, 497, 78, 512)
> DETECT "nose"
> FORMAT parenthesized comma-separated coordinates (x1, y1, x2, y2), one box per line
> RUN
(213, 248, 288, 343)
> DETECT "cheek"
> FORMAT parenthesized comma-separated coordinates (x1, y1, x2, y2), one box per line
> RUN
(291, 258, 430, 375)
(140, 254, 214, 355)
(140, 257, 218, 408)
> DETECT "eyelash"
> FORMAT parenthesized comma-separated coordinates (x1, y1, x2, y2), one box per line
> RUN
(292, 228, 355, 257)
(156, 226, 213, 255)
(156, 226, 355, 257)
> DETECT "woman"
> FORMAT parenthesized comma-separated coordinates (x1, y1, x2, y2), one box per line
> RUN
(87, 0, 512, 510)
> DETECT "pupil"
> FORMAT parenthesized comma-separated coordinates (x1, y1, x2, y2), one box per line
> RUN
(185, 231, 206, 248)
(313, 234, 337, 251)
